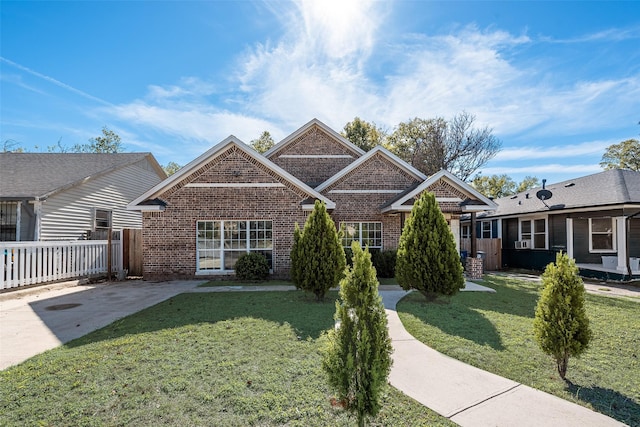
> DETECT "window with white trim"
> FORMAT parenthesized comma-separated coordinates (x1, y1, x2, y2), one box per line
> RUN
(481, 221, 492, 239)
(461, 224, 471, 239)
(589, 218, 615, 252)
(342, 222, 382, 249)
(94, 209, 112, 230)
(0, 202, 18, 241)
(197, 220, 273, 272)
(519, 218, 547, 249)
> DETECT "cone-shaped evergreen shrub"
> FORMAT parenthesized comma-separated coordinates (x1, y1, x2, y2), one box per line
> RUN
(322, 242, 393, 427)
(290, 200, 346, 301)
(396, 191, 465, 300)
(534, 252, 592, 380)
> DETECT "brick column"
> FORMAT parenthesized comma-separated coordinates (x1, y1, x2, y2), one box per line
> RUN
(466, 257, 484, 280)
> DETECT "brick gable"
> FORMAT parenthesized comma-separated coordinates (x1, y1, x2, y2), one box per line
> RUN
(268, 124, 361, 186)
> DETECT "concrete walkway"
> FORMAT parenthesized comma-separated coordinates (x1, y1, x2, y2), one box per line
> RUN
(381, 290, 626, 427)
(0, 279, 629, 426)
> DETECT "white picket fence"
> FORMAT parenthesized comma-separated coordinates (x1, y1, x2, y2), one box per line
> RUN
(1, 239, 122, 290)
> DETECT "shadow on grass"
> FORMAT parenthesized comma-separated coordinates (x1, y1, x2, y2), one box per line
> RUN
(462, 275, 541, 319)
(66, 291, 337, 349)
(398, 292, 505, 350)
(566, 380, 640, 426)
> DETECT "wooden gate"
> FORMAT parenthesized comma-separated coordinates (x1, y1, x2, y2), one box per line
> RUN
(460, 238, 502, 271)
(123, 229, 143, 276)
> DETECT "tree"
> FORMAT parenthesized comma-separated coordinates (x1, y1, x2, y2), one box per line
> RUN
(600, 138, 640, 171)
(322, 242, 392, 427)
(162, 161, 181, 176)
(290, 200, 346, 301)
(472, 174, 516, 198)
(250, 131, 275, 154)
(515, 176, 540, 193)
(472, 174, 540, 199)
(2, 139, 24, 153)
(396, 191, 465, 300)
(533, 252, 592, 380)
(72, 126, 124, 153)
(387, 112, 501, 180)
(341, 117, 387, 152)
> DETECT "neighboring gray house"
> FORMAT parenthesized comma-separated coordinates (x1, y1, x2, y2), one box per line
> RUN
(474, 169, 640, 280)
(0, 153, 166, 241)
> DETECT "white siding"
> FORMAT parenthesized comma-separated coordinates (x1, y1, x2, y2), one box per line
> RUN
(39, 158, 163, 240)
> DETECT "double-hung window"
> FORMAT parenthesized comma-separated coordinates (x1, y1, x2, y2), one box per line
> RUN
(589, 218, 615, 252)
(481, 221, 492, 239)
(94, 209, 112, 230)
(197, 220, 273, 273)
(342, 222, 382, 249)
(519, 218, 547, 249)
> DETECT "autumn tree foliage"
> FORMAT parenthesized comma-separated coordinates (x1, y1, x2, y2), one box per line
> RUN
(534, 252, 592, 380)
(322, 242, 392, 427)
(290, 200, 345, 301)
(396, 191, 465, 300)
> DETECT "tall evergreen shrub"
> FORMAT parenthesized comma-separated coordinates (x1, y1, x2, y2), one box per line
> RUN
(290, 200, 346, 301)
(396, 191, 464, 300)
(534, 252, 592, 380)
(322, 242, 393, 427)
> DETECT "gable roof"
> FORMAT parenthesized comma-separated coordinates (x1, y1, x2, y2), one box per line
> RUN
(485, 169, 640, 217)
(314, 146, 427, 192)
(264, 118, 365, 159)
(382, 169, 498, 213)
(128, 136, 336, 211)
(0, 152, 165, 200)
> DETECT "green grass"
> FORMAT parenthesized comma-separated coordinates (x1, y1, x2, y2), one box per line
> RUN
(199, 279, 295, 287)
(397, 274, 640, 426)
(0, 291, 453, 427)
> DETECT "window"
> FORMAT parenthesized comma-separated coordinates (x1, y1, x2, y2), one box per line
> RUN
(589, 218, 615, 252)
(519, 218, 547, 249)
(342, 222, 382, 249)
(0, 202, 18, 241)
(461, 224, 471, 239)
(94, 209, 111, 230)
(197, 220, 273, 272)
(481, 221, 492, 239)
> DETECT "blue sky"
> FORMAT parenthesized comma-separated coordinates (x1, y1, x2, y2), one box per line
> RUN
(2, 1, 639, 184)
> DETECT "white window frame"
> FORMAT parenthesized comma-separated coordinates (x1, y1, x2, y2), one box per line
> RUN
(588, 217, 616, 253)
(461, 224, 471, 239)
(480, 220, 492, 239)
(94, 209, 112, 230)
(341, 222, 383, 250)
(0, 202, 19, 241)
(519, 217, 547, 249)
(196, 220, 273, 274)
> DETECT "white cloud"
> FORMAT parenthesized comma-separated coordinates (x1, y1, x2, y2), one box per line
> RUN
(102, 3, 639, 167)
(495, 140, 613, 161)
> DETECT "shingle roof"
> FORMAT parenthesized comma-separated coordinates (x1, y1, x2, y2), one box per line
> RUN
(0, 152, 153, 199)
(485, 169, 640, 217)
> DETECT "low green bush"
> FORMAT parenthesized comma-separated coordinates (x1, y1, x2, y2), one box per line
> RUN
(234, 253, 269, 281)
(372, 249, 397, 278)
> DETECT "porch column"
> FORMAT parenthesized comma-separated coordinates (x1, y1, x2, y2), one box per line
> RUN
(33, 200, 42, 241)
(450, 217, 460, 252)
(566, 218, 574, 259)
(616, 216, 627, 271)
(470, 212, 477, 257)
(16, 201, 22, 242)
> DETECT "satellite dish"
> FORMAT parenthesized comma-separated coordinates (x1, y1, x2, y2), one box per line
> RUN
(536, 179, 553, 206)
(536, 189, 552, 201)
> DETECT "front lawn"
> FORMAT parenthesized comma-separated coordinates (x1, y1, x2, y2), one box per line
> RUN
(1, 291, 452, 427)
(396, 274, 640, 426)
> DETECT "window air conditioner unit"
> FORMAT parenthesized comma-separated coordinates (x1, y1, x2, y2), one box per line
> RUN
(515, 240, 531, 249)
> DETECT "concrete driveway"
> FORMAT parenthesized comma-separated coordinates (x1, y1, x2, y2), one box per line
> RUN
(0, 280, 201, 370)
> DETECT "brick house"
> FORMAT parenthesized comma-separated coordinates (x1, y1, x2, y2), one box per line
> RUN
(128, 119, 496, 280)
